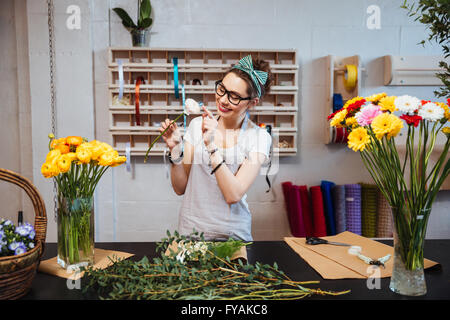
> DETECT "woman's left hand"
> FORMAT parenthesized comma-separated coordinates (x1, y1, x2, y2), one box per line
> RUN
(201, 105, 218, 147)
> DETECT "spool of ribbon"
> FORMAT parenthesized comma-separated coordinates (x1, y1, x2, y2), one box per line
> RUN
(343, 64, 357, 91)
(118, 59, 124, 100)
(334, 127, 344, 143)
(125, 142, 131, 172)
(135, 76, 145, 126)
(173, 57, 179, 99)
(332, 93, 343, 112)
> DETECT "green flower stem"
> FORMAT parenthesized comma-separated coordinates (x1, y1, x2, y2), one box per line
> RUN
(359, 119, 449, 271)
(144, 112, 186, 163)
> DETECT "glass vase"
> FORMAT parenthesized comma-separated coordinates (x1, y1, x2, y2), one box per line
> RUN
(389, 206, 430, 296)
(57, 195, 95, 271)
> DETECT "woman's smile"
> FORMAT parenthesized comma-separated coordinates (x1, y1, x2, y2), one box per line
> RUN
(218, 103, 233, 113)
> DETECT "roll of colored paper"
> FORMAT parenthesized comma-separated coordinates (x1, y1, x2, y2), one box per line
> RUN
(282, 182, 294, 234)
(360, 183, 378, 238)
(281, 182, 306, 237)
(291, 186, 306, 237)
(310, 186, 327, 237)
(332, 185, 346, 233)
(344, 184, 362, 235)
(298, 185, 314, 237)
(321, 180, 337, 235)
(376, 189, 393, 238)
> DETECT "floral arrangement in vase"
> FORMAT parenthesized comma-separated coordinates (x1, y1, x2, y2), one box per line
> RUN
(328, 94, 450, 296)
(41, 135, 126, 269)
(0, 219, 36, 257)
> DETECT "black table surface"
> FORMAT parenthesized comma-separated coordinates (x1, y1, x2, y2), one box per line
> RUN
(23, 239, 449, 300)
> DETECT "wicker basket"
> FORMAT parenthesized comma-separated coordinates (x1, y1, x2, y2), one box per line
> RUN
(0, 168, 47, 300)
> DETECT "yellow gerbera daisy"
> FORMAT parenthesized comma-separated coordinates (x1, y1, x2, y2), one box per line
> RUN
(330, 109, 348, 128)
(378, 96, 397, 112)
(365, 92, 387, 103)
(442, 127, 450, 137)
(345, 116, 358, 128)
(371, 113, 403, 140)
(347, 127, 371, 152)
(436, 102, 450, 121)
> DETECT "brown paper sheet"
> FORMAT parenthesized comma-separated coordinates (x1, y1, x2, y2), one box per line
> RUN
(165, 241, 247, 261)
(285, 231, 439, 279)
(38, 248, 134, 280)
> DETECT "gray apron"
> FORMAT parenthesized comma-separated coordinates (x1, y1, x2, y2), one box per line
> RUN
(178, 113, 253, 241)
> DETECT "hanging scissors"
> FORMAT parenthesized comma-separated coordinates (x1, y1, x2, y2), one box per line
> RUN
(306, 237, 351, 247)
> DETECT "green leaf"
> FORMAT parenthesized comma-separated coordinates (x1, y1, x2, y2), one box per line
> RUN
(138, 17, 153, 29)
(112, 8, 137, 29)
(139, 0, 152, 20)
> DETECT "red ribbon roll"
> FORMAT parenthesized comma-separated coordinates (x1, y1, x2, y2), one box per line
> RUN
(334, 127, 343, 143)
(135, 77, 145, 126)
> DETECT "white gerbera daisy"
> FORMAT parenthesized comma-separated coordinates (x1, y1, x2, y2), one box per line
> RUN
(418, 102, 445, 122)
(394, 95, 421, 114)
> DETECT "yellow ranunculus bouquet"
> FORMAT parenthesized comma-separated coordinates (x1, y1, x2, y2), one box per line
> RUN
(328, 94, 450, 296)
(41, 135, 126, 269)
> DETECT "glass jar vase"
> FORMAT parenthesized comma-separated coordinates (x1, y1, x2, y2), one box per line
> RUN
(389, 207, 430, 296)
(57, 196, 94, 270)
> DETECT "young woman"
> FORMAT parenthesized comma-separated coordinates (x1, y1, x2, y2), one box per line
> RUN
(159, 56, 272, 241)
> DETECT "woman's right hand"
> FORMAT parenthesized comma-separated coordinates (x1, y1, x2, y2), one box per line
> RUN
(159, 119, 182, 151)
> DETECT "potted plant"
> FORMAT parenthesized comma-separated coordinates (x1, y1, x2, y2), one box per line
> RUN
(113, 0, 153, 47)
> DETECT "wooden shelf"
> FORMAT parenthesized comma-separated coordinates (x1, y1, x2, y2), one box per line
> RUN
(108, 47, 299, 156)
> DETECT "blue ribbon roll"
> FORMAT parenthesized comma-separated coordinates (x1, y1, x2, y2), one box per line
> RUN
(173, 57, 179, 99)
(333, 93, 343, 112)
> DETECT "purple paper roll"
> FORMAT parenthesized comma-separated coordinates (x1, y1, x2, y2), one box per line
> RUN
(345, 184, 362, 235)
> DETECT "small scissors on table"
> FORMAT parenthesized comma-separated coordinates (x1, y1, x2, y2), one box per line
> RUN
(306, 237, 351, 247)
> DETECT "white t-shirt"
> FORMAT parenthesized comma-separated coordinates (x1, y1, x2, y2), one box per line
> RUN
(177, 115, 272, 241)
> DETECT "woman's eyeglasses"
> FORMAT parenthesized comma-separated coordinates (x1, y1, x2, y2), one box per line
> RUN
(215, 81, 252, 106)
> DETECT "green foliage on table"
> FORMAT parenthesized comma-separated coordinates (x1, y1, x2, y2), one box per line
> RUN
(113, 0, 153, 31)
(401, 0, 450, 98)
(81, 230, 350, 300)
